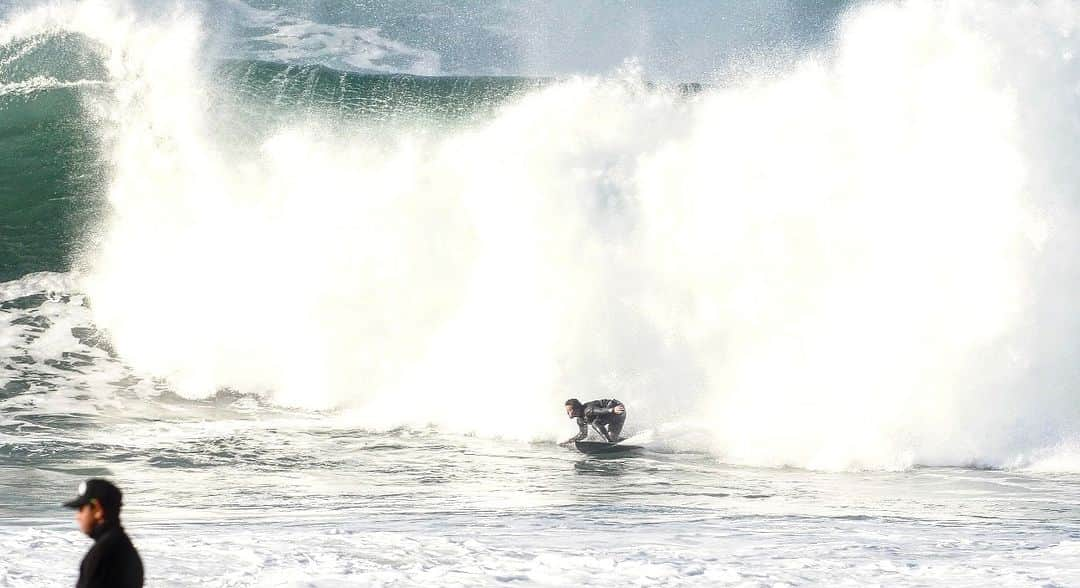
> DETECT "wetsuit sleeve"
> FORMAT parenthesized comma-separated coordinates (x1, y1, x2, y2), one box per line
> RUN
(584, 406, 612, 418)
(570, 418, 588, 442)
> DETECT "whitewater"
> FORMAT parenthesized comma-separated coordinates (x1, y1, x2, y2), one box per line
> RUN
(1, 0, 1079, 585)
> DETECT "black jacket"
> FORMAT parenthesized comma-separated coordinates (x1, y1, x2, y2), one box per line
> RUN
(77, 521, 144, 588)
(570, 399, 624, 442)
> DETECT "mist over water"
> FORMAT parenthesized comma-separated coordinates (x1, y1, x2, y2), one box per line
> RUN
(1, 0, 1079, 473)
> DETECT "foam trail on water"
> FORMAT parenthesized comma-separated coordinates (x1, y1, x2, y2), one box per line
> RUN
(5, 0, 1080, 470)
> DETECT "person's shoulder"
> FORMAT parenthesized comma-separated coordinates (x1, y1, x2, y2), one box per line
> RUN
(98, 526, 139, 554)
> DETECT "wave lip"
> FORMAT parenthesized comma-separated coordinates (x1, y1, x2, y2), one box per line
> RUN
(1, 1, 1080, 473)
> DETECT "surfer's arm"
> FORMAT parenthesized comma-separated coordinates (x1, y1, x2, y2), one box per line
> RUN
(562, 418, 588, 444)
(593, 403, 625, 416)
(585, 403, 624, 417)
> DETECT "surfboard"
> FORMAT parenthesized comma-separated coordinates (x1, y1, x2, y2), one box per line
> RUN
(574, 441, 644, 455)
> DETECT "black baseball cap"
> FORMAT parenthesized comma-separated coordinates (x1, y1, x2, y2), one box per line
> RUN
(62, 478, 123, 513)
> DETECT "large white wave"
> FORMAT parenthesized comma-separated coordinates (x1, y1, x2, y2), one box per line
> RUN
(5, 0, 1080, 470)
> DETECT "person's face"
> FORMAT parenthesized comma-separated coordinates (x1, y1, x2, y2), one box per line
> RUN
(75, 501, 105, 536)
(565, 404, 575, 418)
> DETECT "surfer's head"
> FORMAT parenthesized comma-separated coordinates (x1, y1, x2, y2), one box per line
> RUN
(564, 398, 583, 418)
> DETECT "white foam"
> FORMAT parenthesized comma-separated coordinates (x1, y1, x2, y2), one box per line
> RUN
(0, 271, 76, 298)
(251, 20, 440, 76)
(1023, 438, 1080, 473)
(4, 1, 1080, 470)
(0, 272, 134, 398)
(221, 0, 440, 75)
(0, 75, 104, 97)
(4, 459, 1079, 587)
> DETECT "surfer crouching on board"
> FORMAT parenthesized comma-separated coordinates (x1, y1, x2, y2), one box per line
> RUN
(560, 398, 626, 445)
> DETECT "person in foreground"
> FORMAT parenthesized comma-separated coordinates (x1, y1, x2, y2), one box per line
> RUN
(63, 478, 144, 588)
(561, 398, 627, 445)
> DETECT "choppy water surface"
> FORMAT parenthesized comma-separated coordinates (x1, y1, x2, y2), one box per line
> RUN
(2, 392, 1079, 587)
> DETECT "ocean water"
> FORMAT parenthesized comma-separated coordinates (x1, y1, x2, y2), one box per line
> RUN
(2, 0, 1080, 586)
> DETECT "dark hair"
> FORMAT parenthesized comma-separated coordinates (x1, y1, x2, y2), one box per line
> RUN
(564, 398, 583, 416)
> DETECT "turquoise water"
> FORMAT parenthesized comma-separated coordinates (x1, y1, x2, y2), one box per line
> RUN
(0, 52, 544, 281)
(0, 87, 101, 281)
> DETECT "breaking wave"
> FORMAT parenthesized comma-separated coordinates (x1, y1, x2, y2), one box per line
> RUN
(2, 0, 1080, 471)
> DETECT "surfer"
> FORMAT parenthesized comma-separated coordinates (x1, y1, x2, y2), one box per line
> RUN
(63, 478, 144, 588)
(561, 398, 626, 444)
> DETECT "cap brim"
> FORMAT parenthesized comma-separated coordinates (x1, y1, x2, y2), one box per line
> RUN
(62, 497, 90, 509)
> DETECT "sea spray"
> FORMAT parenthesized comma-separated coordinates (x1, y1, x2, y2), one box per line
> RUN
(2, 0, 1079, 470)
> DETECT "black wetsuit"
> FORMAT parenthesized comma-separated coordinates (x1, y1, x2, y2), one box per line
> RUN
(570, 399, 626, 443)
(77, 521, 144, 588)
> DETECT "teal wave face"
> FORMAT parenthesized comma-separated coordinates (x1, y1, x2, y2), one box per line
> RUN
(0, 49, 547, 282)
(0, 32, 110, 281)
(0, 89, 107, 283)
(213, 60, 547, 128)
